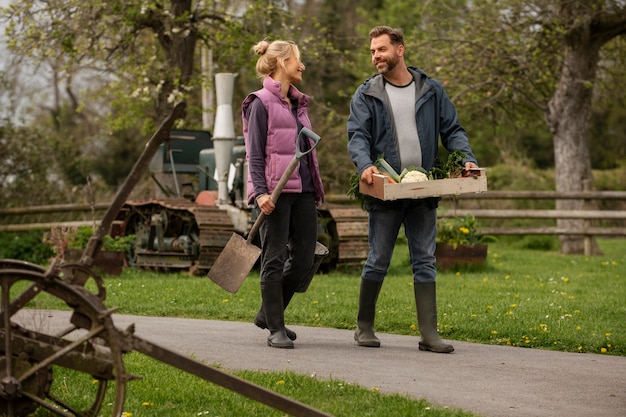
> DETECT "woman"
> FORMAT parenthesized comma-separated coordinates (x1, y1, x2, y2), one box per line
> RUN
(242, 40, 325, 349)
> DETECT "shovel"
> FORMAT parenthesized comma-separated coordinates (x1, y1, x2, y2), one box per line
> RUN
(207, 127, 322, 293)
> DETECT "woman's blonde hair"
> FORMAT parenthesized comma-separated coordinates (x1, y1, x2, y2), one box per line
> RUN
(252, 40, 300, 78)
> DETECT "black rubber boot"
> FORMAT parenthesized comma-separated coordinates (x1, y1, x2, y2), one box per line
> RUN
(260, 281, 294, 349)
(414, 282, 454, 353)
(254, 282, 297, 340)
(354, 279, 383, 347)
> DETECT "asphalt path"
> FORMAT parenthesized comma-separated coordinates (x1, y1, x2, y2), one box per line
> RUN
(15, 310, 626, 417)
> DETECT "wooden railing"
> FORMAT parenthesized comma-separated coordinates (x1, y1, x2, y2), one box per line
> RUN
(0, 203, 110, 232)
(2, 191, 626, 241)
(437, 190, 626, 236)
(435, 190, 626, 255)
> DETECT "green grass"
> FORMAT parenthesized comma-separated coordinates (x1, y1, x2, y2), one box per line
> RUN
(21, 238, 625, 417)
(30, 238, 625, 355)
(37, 353, 474, 417)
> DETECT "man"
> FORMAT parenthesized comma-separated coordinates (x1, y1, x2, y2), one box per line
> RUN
(347, 26, 479, 353)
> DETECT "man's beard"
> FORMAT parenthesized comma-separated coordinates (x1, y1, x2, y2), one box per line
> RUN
(375, 55, 399, 75)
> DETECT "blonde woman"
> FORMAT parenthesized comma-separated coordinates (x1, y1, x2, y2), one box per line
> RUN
(242, 40, 325, 349)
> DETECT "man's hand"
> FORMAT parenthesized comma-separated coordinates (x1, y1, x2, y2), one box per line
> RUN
(462, 161, 480, 177)
(360, 165, 380, 185)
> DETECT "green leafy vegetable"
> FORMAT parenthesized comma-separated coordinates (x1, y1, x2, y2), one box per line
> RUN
(429, 150, 467, 179)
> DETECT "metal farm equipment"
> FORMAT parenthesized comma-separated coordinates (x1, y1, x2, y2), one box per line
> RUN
(0, 101, 332, 417)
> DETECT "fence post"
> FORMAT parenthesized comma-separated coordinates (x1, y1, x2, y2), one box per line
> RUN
(583, 179, 592, 256)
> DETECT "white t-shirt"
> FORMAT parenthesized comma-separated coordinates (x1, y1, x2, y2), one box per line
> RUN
(385, 80, 422, 169)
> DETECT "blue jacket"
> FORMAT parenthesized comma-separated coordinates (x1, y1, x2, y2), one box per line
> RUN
(347, 67, 477, 177)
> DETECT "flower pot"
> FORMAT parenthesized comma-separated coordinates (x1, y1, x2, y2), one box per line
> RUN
(63, 249, 126, 276)
(435, 244, 488, 271)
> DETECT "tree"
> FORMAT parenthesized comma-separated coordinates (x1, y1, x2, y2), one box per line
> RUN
(0, 1, 298, 187)
(545, 1, 626, 254)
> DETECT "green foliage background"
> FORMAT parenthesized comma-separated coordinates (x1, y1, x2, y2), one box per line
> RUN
(1, 0, 624, 208)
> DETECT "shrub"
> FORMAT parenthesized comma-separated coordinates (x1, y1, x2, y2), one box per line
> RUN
(0, 230, 54, 264)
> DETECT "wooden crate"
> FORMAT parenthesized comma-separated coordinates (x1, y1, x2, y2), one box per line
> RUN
(359, 168, 487, 200)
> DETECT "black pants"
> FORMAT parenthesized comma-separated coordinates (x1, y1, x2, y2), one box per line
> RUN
(259, 192, 317, 287)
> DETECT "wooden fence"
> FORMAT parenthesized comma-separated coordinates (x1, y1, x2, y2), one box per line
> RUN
(2, 191, 626, 250)
(437, 190, 626, 235)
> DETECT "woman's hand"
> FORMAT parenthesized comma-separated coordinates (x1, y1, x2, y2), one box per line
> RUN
(257, 194, 275, 215)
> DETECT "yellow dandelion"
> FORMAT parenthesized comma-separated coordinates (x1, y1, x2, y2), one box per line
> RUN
(371, 387, 380, 392)
(122, 413, 133, 417)
(601, 348, 607, 353)
(605, 332, 612, 337)
(312, 300, 319, 305)
(504, 274, 511, 279)
(486, 305, 493, 310)
(506, 311, 513, 315)
(576, 326, 582, 331)
(410, 324, 417, 331)
(459, 227, 470, 234)
(510, 303, 517, 308)
(562, 277, 570, 283)
(222, 298, 229, 303)
(482, 277, 489, 283)
(142, 402, 154, 407)
(491, 330, 498, 335)
(276, 380, 285, 385)
(578, 345, 583, 351)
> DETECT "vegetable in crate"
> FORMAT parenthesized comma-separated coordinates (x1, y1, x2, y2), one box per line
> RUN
(429, 149, 467, 179)
(374, 155, 401, 183)
(400, 170, 428, 183)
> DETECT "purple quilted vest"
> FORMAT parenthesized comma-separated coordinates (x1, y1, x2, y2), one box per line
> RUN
(242, 77, 324, 205)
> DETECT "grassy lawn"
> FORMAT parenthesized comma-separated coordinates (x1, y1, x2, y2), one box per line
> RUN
(22, 237, 625, 416)
(70, 237, 624, 356)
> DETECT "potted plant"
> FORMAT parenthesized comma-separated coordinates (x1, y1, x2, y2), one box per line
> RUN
(45, 225, 134, 275)
(435, 214, 495, 270)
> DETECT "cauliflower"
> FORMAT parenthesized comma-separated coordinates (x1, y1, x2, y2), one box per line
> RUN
(400, 170, 429, 183)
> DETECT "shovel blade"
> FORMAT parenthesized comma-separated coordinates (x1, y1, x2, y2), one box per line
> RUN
(207, 233, 261, 293)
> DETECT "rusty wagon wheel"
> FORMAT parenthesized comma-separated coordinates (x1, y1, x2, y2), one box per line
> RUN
(0, 259, 129, 417)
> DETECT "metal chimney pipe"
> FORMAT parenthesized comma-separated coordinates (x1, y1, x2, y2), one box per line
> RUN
(212, 73, 236, 204)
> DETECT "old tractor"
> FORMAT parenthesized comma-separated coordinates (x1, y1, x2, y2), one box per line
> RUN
(112, 74, 368, 274)
(0, 101, 334, 416)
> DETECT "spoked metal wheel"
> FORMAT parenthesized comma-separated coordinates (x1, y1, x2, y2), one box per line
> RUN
(0, 259, 129, 417)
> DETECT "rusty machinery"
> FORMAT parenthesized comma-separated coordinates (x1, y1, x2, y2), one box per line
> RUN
(0, 101, 333, 417)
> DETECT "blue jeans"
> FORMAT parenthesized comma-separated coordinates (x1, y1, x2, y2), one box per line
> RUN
(362, 198, 438, 284)
(259, 192, 317, 287)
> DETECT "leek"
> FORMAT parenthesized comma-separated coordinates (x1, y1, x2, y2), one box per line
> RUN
(374, 155, 401, 183)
